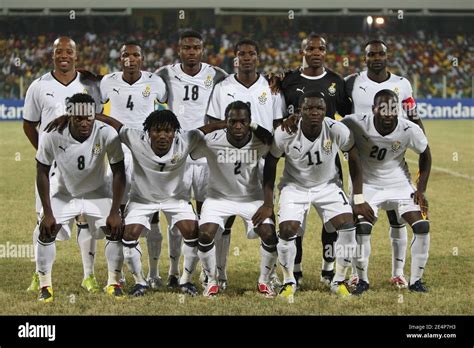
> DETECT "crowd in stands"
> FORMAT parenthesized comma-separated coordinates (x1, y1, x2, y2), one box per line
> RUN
(0, 28, 472, 99)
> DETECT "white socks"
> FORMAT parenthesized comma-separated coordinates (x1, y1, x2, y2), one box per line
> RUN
(332, 226, 356, 283)
(390, 225, 408, 277)
(410, 232, 430, 285)
(146, 223, 163, 279)
(180, 239, 199, 284)
(198, 242, 216, 283)
(36, 239, 56, 288)
(123, 240, 147, 286)
(259, 242, 278, 284)
(77, 223, 96, 279)
(277, 237, 296, 284)
(354, 234, 371, 283)
(33, 225, 40, 273)
(105, 240, 124, 286)
(215, 230, 231, 281)
(168, 226, 182, 276)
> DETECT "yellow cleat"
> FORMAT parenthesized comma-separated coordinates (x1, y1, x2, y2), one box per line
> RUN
(278, 282, 296, 299)
(38, 286, 54, 303)
(27, 272, 40, 292)
(81, 274, 101, 293)
(105, 284, 125, 300)
(330, 281, 351, 297)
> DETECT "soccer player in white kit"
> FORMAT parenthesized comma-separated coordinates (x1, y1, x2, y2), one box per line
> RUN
(205, 39, 286, 290)
(35, 93, 125, 302)
(345, 39, 426, 288)
(340, 89, 432, 294)
(100, 41, 167, 290)
(23, 37, 103, 294)
(89, 109, 226, 296)
(192, 101, 279, 297)
(254, 90, 375, 298)
(156, 30, 228, 288)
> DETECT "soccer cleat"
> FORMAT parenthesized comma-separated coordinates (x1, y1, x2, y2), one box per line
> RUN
(129, 283, 148, 297)
(167, 274, 180, 289)
(119, 272, 126, 287)
(409, 279, 429, 293)
(352, 279, 370, 296)
(81, 274, 101, 293)
(27, 272, 40, 292)
(269, 272, 282, 289)
(38, 286, 54, 303)
(293, 271, 303, 289)
(348, 274, 359, 286)
(218, 279, 228, 291)
(278, 282, 296, 299)
(258, 282, 276, 297)
(199, 270, 208, 288)
(180, 282, 198, 296)
(330, 281, 351, 297)
(147, 276, 163, 290)
(203, 282, 219, 297)
(105, 284, 125, 299)
(390, 275, 409, 289)
(320, 270, 335, 287)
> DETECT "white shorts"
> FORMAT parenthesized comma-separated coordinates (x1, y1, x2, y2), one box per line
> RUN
(278, 183, 353, 235)
(34, 163, 59, 216)
(199, 198, 274, 239)
(106, 145, 132, 204)
(357, 183, 420, 222)
(124, 199, 197, 235)
(184, 161, 209, 202)
(41, 192, 111, 241)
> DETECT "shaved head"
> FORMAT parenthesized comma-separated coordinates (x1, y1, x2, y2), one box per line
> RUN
(52, 36, 77, 73)
(53, 36, 76, 50)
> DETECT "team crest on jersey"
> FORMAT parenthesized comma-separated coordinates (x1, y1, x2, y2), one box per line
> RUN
(393, 87, 400, 96)
(143, 85, 151, 97)
(83, 88, 89, 94)
(171, 153, 181, 164)
(328, 83, 336, 96)
(258, 92, 267, 105)
(391, 141, 401, 152)
(92, 144, 102, 156)
(204, 75, 213, 89)
(323, 139, 332, 154)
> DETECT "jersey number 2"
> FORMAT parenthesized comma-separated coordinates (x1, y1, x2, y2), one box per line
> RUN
(369, 146, 387, 161)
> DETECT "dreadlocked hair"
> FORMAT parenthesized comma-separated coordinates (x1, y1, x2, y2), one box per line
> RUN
(143, 110, 181, 133)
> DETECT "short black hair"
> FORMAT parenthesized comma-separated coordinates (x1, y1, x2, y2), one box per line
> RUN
(301, 33, 327, 50)
(298, 90, 326, 108)
(120, 41, 143, 51)
(364, 39, 388, 50)
(374, 89, 399, 104)
(179, 30, 203, 42)
(234, 38, 259, 56)
(143, 110, 181, 133)
(224, 101, 252, 120)
(65, 93, 95, 117)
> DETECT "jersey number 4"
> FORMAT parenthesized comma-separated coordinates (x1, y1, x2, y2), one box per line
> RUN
(126, 95, 134, 110)
(183, 85, 199, 101)
(369, 146, 387, 161)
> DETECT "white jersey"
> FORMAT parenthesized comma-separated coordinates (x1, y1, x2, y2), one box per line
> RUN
(341, 113, 428, 187)
(271, 118, 354, 190)
(100, 71, 167, 130)
(207, 74, 287, 133)
(156, 63, 227, 130)
(119, 126, 204, 203)
(345, 70, 415, 119)
(190, 129, 269, 201)
(24, 71, 101, 135)
(36, 122, 124, 197)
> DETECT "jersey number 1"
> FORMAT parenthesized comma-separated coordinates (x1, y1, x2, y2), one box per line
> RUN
(305, 151, 323, 166)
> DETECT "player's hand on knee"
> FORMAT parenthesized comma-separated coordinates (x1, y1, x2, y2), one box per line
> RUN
(413, 190, 429, 219)
(45, 115, 69, 134)
(106, 212, 123, 239)
(252, 204, 273, 226)
(40, 214, 57, 241)
(280, 113, 300, 134)
(353, 202, 375, 224)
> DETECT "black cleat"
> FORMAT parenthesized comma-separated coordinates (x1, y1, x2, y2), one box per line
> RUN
(409, 279, 429, 293)
(129, 283, 148, 297)
(180, 282, 198, 296)
(352, 279, 370, 295)
(167, 274, 180, 289)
